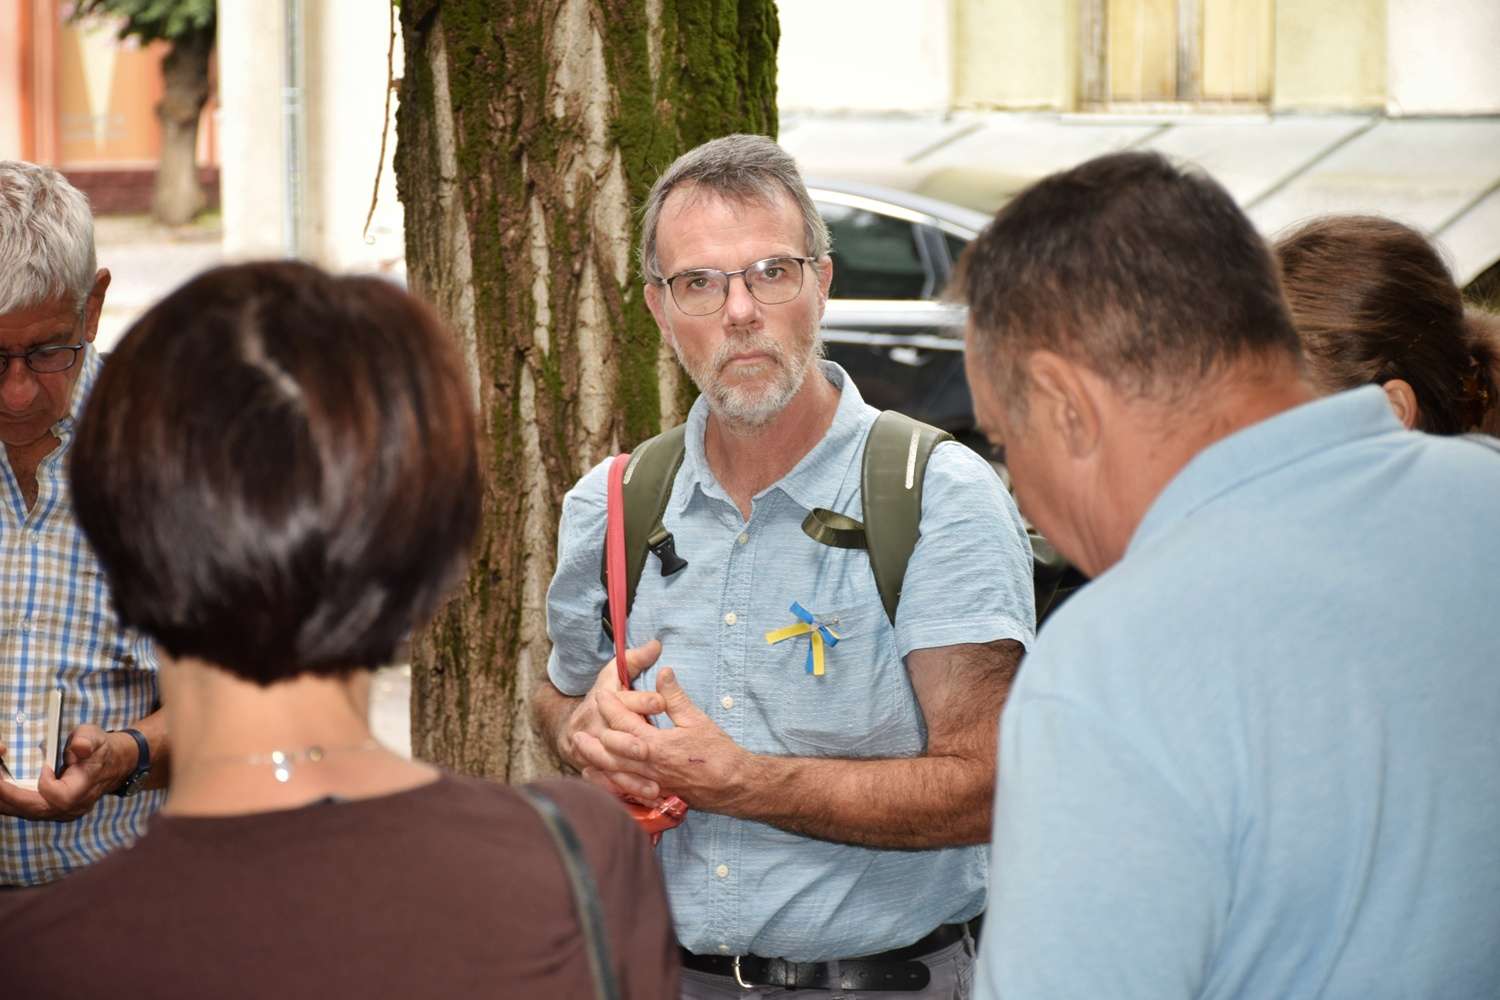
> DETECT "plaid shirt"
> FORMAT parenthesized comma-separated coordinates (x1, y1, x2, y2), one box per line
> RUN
(1, 345, 164, 886)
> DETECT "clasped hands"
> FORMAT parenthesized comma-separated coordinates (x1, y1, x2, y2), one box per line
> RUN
(562, 639, 751, 813)
(0, 725, 137, 821)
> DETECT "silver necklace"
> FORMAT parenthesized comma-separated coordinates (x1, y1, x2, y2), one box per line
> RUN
(205, 739, 383, 783)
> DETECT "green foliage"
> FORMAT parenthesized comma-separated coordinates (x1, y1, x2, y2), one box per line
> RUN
(72, 0, 216, 45)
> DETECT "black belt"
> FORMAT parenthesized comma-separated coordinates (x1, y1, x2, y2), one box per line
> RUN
(679, 921, 968, 992)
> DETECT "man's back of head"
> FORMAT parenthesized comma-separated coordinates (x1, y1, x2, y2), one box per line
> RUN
(961, 151, 1301, 409)
(957, 151, 1313, 574)
(0, 161, 97, 316)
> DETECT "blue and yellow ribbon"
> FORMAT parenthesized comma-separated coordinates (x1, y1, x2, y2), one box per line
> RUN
(764, 602, 842, 676)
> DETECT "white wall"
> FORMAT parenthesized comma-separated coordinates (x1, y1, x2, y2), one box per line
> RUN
(218, 0, 404, 273)
(777, 0, 953, 113)
(217, 0, 288, 258)
(1387, 0, 1500, 114)
(303, 0, 404, 274)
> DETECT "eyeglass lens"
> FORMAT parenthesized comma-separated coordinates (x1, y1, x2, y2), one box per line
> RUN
(669, 258, 807, 316)
(0, 346, 80, 375)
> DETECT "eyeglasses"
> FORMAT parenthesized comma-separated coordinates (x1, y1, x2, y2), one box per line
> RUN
(659, 256, 817, 316)
(0, 344, 86, 375)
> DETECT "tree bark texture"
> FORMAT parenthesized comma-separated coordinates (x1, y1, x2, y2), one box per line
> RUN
(152, 29, 212, 225)
(394, 0, 778, 782)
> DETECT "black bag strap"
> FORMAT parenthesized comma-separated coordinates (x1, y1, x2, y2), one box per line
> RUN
(600, 424, 688, 640)
(516, 786, 621, 1000)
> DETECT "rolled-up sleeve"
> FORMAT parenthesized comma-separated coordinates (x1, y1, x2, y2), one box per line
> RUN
(895, 441, 1035, 657)
(545, 459, 613, 696)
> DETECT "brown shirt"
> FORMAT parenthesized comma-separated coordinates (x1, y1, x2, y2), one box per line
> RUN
(0, 774, 680, 999)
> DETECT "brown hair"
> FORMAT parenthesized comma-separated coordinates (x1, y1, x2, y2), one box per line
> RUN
(1274, 216, 1495, 435)
(70, 261, 480, 684)
(957, 151, 1300, 415)
(1465, 307, 1500, 436)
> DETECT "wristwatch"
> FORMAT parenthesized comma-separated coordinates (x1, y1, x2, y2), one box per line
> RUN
(110, 728, 151, 797)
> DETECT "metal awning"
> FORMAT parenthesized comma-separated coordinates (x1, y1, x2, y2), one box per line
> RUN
(783, 111, 1500, 286)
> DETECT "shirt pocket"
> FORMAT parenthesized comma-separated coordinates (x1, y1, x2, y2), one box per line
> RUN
(754, 603, 923, 758)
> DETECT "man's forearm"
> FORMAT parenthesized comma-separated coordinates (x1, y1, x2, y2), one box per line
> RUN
(530, 681, 582, 770)
(723, 750, 994, 850)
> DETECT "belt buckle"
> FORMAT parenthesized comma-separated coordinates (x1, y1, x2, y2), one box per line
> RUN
(732, 955, 758, 990)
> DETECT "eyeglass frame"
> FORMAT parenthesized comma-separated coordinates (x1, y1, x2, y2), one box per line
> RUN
(0, 342, 87, 376)
(654, 255, 821, 316)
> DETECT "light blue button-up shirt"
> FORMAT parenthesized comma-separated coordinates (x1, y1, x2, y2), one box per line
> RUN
(547, 362, 1034, 960)
(978, 387, 1500, 999)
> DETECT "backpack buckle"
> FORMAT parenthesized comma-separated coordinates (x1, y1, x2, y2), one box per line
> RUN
(647, 528, 688, 577)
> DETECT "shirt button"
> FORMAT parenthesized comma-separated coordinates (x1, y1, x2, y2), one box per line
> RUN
(737, 532, 749, 545)
(715, 864, 730, 878)
(718, 944, 730, 954)
(14, 711, 26, 724)
(723, 612, 737, 626)
(720, 695, 734, 710)
(17, 618, 30, 633)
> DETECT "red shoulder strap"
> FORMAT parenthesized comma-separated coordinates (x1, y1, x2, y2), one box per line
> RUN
(605, 453, 631, 688)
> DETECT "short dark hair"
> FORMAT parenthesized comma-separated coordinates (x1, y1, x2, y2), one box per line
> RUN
(958, 151, 1300, 413)
(70, 261, 480, 684)
(1274, 215, 1495, 435)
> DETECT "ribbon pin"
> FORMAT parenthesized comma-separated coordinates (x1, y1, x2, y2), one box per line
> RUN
(764, 601, 842, 677)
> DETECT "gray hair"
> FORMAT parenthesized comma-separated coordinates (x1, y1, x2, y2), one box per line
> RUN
(639, 134, 830, 283)
(0, 161, 97, 315)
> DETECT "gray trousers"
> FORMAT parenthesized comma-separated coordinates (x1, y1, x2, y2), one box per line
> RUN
(680, 936, 975, 1000)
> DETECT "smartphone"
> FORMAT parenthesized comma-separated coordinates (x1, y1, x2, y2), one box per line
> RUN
(0, 689, 64, 790)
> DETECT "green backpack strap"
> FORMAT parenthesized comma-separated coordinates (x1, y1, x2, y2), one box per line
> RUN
(598, 424, 688, 641)
(860, 411, 953, 626)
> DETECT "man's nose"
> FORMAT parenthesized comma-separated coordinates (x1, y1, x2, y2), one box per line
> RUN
(0, 361, 39, 412)
(723, 273, 759, 325)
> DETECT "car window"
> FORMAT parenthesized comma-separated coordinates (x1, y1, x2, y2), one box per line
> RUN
(819, 202, 931, 300)
(943, 232, 969, 271)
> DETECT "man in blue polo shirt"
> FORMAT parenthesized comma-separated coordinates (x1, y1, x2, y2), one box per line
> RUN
(959, 151, 1500, 998)
(535, 135, 1035, 998)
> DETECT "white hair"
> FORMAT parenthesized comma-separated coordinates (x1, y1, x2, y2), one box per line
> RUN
(0, 161, 97, 315)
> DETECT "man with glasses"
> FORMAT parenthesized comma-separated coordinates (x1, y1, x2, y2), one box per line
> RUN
(0, 162, 165, 888)
(535, 135, 1035, 998)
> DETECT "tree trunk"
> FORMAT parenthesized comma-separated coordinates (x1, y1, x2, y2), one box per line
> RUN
(152, 29, 212, 226)
(394, 0, 778, 782)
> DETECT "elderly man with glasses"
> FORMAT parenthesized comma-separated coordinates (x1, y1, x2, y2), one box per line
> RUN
(0, 162, 165, 888)
(534, 134, 1036, 999)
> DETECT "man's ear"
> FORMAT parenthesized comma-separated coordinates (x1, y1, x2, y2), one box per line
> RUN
(81, 268, 110, 344)
(1381, 378, 1420, 429)
(644, 281, 669, 334)
(814, 255, 833, 316)
(1026, 350, 1102, 458)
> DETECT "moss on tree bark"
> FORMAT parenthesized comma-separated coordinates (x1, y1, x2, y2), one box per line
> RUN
(395, 0, 778, 781)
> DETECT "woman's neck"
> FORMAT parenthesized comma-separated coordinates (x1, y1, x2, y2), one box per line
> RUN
(160, 658, 437, 817)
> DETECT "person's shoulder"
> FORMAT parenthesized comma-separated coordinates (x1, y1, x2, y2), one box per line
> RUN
(0, 835, 162, 973)
(523, 777, 642, 856)
(562, 456, 613, 513)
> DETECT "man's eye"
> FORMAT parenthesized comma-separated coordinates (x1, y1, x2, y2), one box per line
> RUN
(761, 266, 786, 281)
(685, 276, 712, 291)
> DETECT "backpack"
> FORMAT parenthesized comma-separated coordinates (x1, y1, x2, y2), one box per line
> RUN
(599, 411, 1079, 639)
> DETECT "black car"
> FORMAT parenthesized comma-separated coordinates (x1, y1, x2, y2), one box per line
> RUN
(810, 179, 991, 457)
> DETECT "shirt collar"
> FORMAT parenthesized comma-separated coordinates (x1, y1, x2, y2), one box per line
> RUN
(677, 360, 876, 513)
(1128, 385, 1403, 556)
(54, 342, 104, 443)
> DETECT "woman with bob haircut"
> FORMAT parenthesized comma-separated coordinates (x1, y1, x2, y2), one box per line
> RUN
(0, 261, 678, 999)
(1274, 215, 1499, 435)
